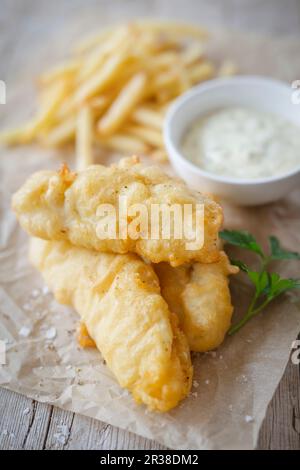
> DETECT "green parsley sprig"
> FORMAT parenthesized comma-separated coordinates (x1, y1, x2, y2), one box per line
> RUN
(220, 230, 300, 335)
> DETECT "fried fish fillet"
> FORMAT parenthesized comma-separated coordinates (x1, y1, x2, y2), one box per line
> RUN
(13, 157, 222, 266)
(154, 251, 238, 352)
(29, 237, 193, 411)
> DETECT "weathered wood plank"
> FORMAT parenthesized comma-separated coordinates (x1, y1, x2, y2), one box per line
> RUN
(257, 350, 300, 449)
(0, 388, 166, 450)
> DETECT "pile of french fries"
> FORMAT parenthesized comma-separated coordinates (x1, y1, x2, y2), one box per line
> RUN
(0, 20, 235, 166)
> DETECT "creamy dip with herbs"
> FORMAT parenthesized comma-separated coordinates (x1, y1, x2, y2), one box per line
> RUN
(181, 107, 300, 179)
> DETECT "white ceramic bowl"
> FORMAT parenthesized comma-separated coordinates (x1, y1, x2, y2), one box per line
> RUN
(164, 76, 300, 206)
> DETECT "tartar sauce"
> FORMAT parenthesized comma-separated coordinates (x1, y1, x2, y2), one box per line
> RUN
(181, 107, 300, 179)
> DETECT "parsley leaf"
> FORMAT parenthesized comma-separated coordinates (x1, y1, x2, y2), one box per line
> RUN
(223, 230, 300, 335)
(269, 236, 300, 261)
(220, 230, 265, 258)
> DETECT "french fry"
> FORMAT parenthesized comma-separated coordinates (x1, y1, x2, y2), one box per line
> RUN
(98, 133, 149, 154)
(134, 20, 208, 39)
(75, 49, 130, 104)
(78, 26, 130, 82)
(131, 105, 164, 130)
(150, 149, 168, 163)
(76, 106, 94, 170)
(41, 116, 76, 147)
(187, 61, 215, 84)
(39, 60, 79, 85)
(0, 20, 234, 158)
(146, 51, 178, 70)
(181, 42, 204, 65)
(0, 79, 68, 145)
(97, 73, 147, 136)
(124, 124, 163, 148)
(0, 125, 35, 145)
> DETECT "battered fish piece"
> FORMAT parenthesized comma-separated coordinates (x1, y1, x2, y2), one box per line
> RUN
(154, 252, 238, 352)
(29, 238, 192, 412)
(13, 157, 222, 266)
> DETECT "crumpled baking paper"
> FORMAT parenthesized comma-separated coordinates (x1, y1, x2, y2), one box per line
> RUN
(1, 26, 300, 449)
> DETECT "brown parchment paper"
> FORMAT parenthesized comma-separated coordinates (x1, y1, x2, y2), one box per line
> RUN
(1, 19, 300, 449)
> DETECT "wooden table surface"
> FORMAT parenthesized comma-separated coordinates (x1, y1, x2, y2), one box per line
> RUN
(1, 0, 300, 450)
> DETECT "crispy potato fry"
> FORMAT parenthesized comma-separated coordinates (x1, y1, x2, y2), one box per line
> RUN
(78, 26, 131, 82)
(150, 149, 168, 163)
(187, 61, 215, 84)
(97, 133, 149, 154)
(41, 116, 76, 147)
(89, 95, 110, 110)
(0, 79, 68, 145)
(76, 106, 94, 170)
(181, 42, 204, 65)
(0, 20, 234, 158)
(97, 73, 147, 136)
(39, 60, 79, 85)
(124, 124, 163, 148)
(134, 20, 208, 39)
(132, 105, 164, 130)
(76, 49, 130, 104)
(147, 51, 178, 70)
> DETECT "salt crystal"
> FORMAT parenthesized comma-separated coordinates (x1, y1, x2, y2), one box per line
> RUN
(42, 285, 49, 295)
(53, 424, 69, 445)
(22, 407, 30, 415)
(205, 379, 210, 385)
(245, 415, 254, 423)
(53, 432, 67, 445)
(31, 289, 39, 298)
(19, 326, 31, 337)
(45, 327, 56, 340)
(193, 380, 199, 388)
